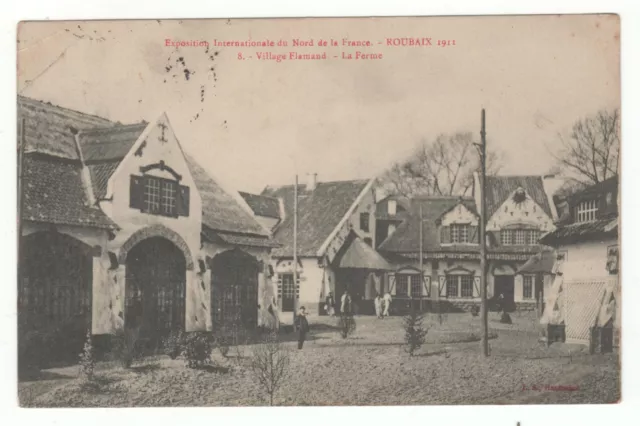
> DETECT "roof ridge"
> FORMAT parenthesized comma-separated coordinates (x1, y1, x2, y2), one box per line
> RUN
(267, 178, 370, 189)
(80, 122, 148, 134)
(239, 191, 279, 201)
(18, 95, 116, 125)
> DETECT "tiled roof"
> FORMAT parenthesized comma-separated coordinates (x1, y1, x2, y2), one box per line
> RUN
(80, 123, 148, 162)
(186, 155, 270, 237)
(517, 249, 556, 274)
(201, 226, 280, 249)
(262, 180, 370, 257)
(21, 154, 117, 230)
(18, 96, 116, 159)
(485, 175, 552, 220)
(239, 191, 281, 219)
(378, 196, 543, 257)
(378, 197, 477, 253)
(19, 96, 271, 239)
(539, 217, 618, 247)
(334, 232, 391, 270)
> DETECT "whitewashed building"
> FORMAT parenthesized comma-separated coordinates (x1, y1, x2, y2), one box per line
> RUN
(18, 96, 279, 358)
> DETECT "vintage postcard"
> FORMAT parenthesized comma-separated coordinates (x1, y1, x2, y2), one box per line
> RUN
(16, 15, 620, 407)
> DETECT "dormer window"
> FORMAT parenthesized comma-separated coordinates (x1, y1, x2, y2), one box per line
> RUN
(441, 223, 477, 244)
(451, 224, 469, 244)
(576, 200, 598, 223)
(500, 228, 540, 245)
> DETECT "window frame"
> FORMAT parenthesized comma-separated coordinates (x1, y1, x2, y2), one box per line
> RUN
(396, 274, 409, 297)
(576, 199, 598, 223)
(522, 275, 534, 299)
(141, 175, 180, 218)
(450, 224, 469, 244)
(359, 212, 370, 232)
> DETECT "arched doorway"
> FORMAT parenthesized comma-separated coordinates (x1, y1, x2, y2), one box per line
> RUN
(210, 249, 259, 331)
(125, 237, 186, 341)
(18, 231, 93, 363)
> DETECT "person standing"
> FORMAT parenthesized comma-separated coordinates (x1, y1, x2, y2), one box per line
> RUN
(383, 291, 392, 317)
(341, 291, 351, 314)
(374, 293, 383, 319)
(295, 306, 310, 349)
(325, 291, 336, 317)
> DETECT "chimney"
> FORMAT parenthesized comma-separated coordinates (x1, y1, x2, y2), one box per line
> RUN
(306, 173, 317, 191)
(70, 126, 96, 207)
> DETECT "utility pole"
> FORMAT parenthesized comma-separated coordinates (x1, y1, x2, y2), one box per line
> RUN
(419, 203, 424, 311)
(292, 174, 298, 331)
(479, 109, 489, 357)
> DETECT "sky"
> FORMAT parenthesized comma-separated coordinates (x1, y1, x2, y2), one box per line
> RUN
(17, 15, 620, 194)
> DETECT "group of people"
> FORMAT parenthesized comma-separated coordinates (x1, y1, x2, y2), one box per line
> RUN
(323, 290, 393, 318)
(294, 289, 394, 351)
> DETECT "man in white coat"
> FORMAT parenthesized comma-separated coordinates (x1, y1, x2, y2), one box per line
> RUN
(383, 291, 392, 317)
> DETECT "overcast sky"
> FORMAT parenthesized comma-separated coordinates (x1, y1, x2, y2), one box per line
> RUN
(17, 15, 620, 193)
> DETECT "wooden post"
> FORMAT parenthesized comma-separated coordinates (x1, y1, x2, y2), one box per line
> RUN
(419, 203, 424, 312)
(480, 109, 490, 357)
(293, 174, 298, 330)
(17, 118, 26, 293)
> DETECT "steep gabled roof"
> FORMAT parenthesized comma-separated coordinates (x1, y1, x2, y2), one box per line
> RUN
(239, 191, 281, 219)
(517, 249, 556, 274)
(378, 196, 477, 253)
(185, 154, 269, 237)
(18, 97, 270, 240)
(21, 154, 117, 230)
(485, 175, 553, 220)
(262, 179, 370, 257)
(18, 95, 117, 159)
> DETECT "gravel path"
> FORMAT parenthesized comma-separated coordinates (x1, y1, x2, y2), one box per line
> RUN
(19, 314, 620, 407)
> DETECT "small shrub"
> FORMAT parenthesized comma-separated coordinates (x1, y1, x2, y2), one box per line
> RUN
(162, 329, 185, 360)
(78, 329, 95, 382)
(337, 313, 356, 339)
(470, 305, 480, 317)
(250, 331, 290, 406)
(111, 327, 142, 368)
(403, 308, 430, 356)
(183, 332, 213, 369)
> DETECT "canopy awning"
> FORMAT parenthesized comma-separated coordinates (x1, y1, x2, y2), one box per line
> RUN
(336, 234, 392, 270)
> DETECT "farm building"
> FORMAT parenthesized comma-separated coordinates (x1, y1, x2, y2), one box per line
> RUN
(539, 176, 620, 348)
(377, 174, 561, 313)
(243, 174, 390, 317)
(18, 96, 279, 359)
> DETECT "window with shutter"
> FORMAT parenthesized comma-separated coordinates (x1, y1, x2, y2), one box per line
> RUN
(177, 185, 190, 217)
(422, 275, 431, 297)
(440, 226, 451, 244)
(130, 174, 187, 218)
(129, 175, 145, 210)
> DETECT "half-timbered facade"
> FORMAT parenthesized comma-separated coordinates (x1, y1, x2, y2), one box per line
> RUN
(378, 175, 559, 313)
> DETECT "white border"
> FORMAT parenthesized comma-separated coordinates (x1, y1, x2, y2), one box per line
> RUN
(2, 1, 639, 425)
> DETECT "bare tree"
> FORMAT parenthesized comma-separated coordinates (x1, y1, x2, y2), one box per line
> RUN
(250, 332, 291, 406)
(380, 132, 502, 197)
(553, 109, 620, 184)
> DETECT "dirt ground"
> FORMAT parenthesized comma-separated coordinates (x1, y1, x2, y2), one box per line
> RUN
(18, 311, 620, 407)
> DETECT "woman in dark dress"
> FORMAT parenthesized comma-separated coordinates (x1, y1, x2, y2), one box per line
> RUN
(295, 306, 310, 349)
